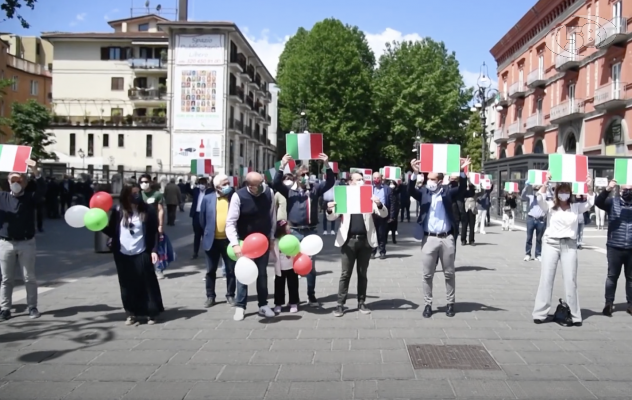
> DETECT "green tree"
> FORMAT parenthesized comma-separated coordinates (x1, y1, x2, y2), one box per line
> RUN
(462, 111, 483, 172)
(372, 39, 472, 167)
(1, 0, 36, 28)
(276, 27, 309, 133)
(0, 79, 13, 136)
(276, 18, 375, 167)
(9, 99, 57, 161)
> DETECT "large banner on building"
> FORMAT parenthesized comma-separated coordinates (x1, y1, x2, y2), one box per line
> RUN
(173, 66, 224, 131)
(172, 133, 224, 168)
(175, 34, 225, 65)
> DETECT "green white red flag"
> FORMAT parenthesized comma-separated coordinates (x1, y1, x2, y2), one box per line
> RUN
(0, 145, 31, 173)
(275, 160, 296, 174)
(572, 182, 588, 195)
(418, 144, 461, 174)
(549, 154, 588, 183)
(286, 133, 323, 160)
(504, 182, 519, 193)
(481, 179, 491, 190)
(239, 166, 252, 177)
(228, 176, 239, 187)
(328, 162, 338, 173)
(614, 158, 632, 185)
(527, 170, 547, 185)
(380, 166, 401, 180)
(334, 185, 373, 214)
(469, 172, 481, 185)
(351, 168, 372, 184)
(190, 159, 213, 176)
(264, 168, 275, 182)
(339, 172, 349, 180)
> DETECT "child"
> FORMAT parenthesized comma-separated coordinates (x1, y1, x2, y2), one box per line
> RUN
(502, 192, 517, 231)
(273, 220, 300, 313)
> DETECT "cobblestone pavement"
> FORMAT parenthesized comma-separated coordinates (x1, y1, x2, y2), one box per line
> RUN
(0, 215, 630, 400)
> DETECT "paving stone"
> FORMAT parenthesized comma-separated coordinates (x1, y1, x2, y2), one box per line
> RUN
(357, 329, 392, 339)
(277, 364, 341, 381)
(450, 380, 514, 398)
(314, 350, 380, 364)
(299, 329, 358, 339)
(501, 364, 579, 381)
(0, 381, 81, 399)
(250, 350, 314, 364)
(65, 382, 136, 399)
(506, 380, 597, 399)
(122, 382, 194, 400)
(568, 364, 632, 381)
(189, 350, 254, 365)
(390, 328, 447, 338)
(265, 381, 354, 400)
(581, 380, 632, 397)
(342, 363, 415, 381)
(217, 365, 280, 381)
(149, 364, 223, 381)
(0, 365, 21, 378)
(364, 379, 455, 398)
(40, 351, 103, 365)
(4, 364, 86, 381)
(0, 350, 56, 364)
(271, 339, 332, 351)
(349, 339, 406, 350)
(518, 351, 591, 365)
(89, 350, 176, 365)
(488, 351, 526, 365)
(249, 329, 301, 339)
(185, 382, 269, 399)
(134, 339, 205, 351)
(194, 329, 252, 339)
(202, 339, 272, 351)
(75, 365, 158, 382)
(139, 329, 202, 340)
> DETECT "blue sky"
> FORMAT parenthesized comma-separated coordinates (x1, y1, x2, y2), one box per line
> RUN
(2, 0, 536, 86)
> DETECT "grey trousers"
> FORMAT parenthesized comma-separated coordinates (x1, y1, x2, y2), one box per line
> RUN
(0, 238, 37, 310)
(420, 234, 456, 306)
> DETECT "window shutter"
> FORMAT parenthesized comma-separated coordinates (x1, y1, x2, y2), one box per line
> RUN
(100, 47, 110, 60)
(122, 47, 132, 60)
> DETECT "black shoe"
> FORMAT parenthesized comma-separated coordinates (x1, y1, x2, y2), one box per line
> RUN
(204, 297, 216, 308)
(226, 296, 236, 306)
(334, 305, 345, 317)
(308, 297, 320, 307)
(38, 228, 44, 233)
(573, 322, 583, 327)
(603, 304, 614, 316)
(0, 309, 10, 321)
(533, 319, 546, 324)
(446, 304, 455, 317)
(392, 239, 397, 244)
(461, 241, 467, 246)
(191, 254, 198, 260)
(422, 305, 432, 318)
(469, 242, 475, 246)
(379, 254, 386, 260)
(370, 254, 376, 260)
(358, 304, 371, 315)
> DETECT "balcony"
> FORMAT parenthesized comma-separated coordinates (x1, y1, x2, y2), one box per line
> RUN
(6, 54, 51, 77)
(596, 17, 629, 48)
(508, 81, 527, 99)
(240, 64, 252, 82)
(49, 114, 166, 128)
(256, 104, 266, 121)
(594, 82, 628, 111)
(229, 118, 243, 133)
(555, 51, 580, 72)
(257, 82, 267, 96)
(128, 88, 166, 101)
(229, 52, 246, 73)
(550, 99, 585, 124)
(228, 85, 244, 103)
(527, 68, 546, 88)
(262, 90, 272, 103)
(127, 57, 167, 71)
(507, 119, 525, 138)
(245, 125, 252, 137)
(250, 72, 261, 90)
(525, 112, 545, 132)
(494, 127, 508, 143)
(245, 95, 254, 110)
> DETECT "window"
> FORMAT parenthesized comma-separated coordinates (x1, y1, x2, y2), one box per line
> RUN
(138, 23, 149, 31)
(100, 47, 129, 60)
(518, 68, 524, 84)
(69, 133, 76, 156)
(103, 134, 109, 147)
(533, 139, 544, 154)
(111, 77, 124, 91)
(30, 80, 38, 95)
(229, 139, 234, 166)
(239, 143, 244, 157)
(117, 165, 124, 174)
(11, 76, 17, 91)
(88, 134, 94, 156)
(118, 134, 124, 147)
(538, 54, 544, 75)
(146, 134, 152, 157)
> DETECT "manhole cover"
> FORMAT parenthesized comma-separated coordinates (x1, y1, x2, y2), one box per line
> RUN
(407, 344, 500, 370)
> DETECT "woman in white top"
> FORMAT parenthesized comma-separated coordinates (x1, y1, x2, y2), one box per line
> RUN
(532, 174, 593, 326)
(102, 184, 164, 325)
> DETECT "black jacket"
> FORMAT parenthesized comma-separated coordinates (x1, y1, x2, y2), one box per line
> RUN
(102, 206, 159, 255)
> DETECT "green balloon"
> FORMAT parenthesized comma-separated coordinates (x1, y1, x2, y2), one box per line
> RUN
(227, 240, 244, 261)
(84, 208, 108, 232)
(279, 234, 300, 256)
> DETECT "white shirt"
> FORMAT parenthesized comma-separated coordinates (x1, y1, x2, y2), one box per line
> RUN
(196, 189, 205, 212)
(119, 213, 145, 255)
(538, 193, 594, 240)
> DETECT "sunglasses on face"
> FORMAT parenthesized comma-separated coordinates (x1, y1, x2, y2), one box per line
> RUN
(140, 181, 150, 184)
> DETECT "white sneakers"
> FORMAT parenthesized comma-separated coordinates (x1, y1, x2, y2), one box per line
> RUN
(233, 308, 245, 321)
(395, 231, 399, 235)
(330, 230, 335, 235)
(523, 255, 542, 262)
(523, 255, 531, 261)
(323, 230, 336, 235)
(259, 305, 275, 318)
(323, 231, 328, 236)
(155, 271, 165, 280)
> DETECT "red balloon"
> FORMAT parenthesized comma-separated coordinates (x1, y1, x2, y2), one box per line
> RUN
(242, 233, 268, 259)
(89, 191, 113, 211)
(293, 253, 312, 276)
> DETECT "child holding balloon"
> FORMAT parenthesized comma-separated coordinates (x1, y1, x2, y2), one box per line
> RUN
(273, 220, 301, 313)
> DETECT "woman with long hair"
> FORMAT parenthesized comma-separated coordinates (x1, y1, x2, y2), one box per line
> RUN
(532, 174, 593, 326)
(102, 184, 164, 325)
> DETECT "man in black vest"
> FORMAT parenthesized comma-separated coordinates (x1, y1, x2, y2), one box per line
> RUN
(226, 172, 276, 321)
(595, 179, 632, 316)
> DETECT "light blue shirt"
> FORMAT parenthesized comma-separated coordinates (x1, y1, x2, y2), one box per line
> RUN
(424, 189, 448, 234)
(373, 185, 386, 205)
(521, 186, 550, 219)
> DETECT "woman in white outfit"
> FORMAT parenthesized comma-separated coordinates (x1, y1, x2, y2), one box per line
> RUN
(532, 174, 593, 326)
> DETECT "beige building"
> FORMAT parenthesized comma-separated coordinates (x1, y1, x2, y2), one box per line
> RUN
(0, 34, 53, 67)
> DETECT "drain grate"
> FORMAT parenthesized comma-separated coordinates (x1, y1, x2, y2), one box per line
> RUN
(407, 344, 500, 370)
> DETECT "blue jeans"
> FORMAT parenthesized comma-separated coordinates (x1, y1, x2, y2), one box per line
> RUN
(235, 251, 270, 309)
(526, 216, 546, 257)
(290, 227, 317, 299)
(204, 238, 236, 299)
(322, 210, 336, 231)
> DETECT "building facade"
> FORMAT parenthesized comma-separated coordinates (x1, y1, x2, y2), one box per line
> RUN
(0, 34, 54, 67)
(491, 0, 631, 159)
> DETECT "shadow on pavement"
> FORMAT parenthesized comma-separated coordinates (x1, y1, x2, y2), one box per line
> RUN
(47, 304, 120, 318)
(436, 302, 506, 313)
(582, 302, 627, 320)
(455, 266, 496, 272)
(368, 299, 419, 310)
(165, 271, 200, 279)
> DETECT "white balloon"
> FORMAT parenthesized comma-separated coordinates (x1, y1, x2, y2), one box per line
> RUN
(300, 234, 324, 256)
(235, 257, 259, 285)
(64, 205, 89, 228)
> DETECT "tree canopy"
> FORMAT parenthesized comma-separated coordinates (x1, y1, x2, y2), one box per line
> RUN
(2, 0, 36, 28)
(462, 111, 484, 172)
(9, 99, 57, 161)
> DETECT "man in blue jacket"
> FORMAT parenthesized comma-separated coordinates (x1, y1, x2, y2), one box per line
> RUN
(408, 157, 469, 318)
(371, 172, 391, 259)
(190, 176, 214, 260)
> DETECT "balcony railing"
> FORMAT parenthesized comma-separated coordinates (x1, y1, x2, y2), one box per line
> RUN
(494, 127, 508, 142)
(550, 99, 585, 123)
(246, 65, 255, 81)
(229, 84, 244, 102)
(245, 125, 252, 137)
(508, 81, 527, 98)
(229, 52, 246, 71)
(525, 112, 545, 131)
(507, 119, 524, 137)
(253, 73, 261, 89)
(496, 91, 509, 105)
(229, 118, 243, 132)
(127, 58, 167, 69)
(6, 54, 51, 77)
(527, 68, 545, 87)
(50, 115, 166, 128)
(594, 82, 628, 110)
(128, 88, 166, 100)
(555, 51, 580, 71)
(245, 95, 254, 109)
(596, 17, 629, 48)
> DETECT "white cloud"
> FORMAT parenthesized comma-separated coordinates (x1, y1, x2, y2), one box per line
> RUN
(461, 69, 498, 90)
(70, 12, 87, 26)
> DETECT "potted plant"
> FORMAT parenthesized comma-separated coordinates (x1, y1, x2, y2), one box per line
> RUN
(83, 111, 90, 125)
(158, 84, 167, 96)
(160, 49, 167, 63)
(125, 114, 133, 125)
(112, 109, 122, 125)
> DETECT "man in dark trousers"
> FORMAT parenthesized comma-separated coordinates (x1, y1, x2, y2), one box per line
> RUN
(371, 171, 391, 260)
(189, 176, 213, 260)
(60, 175, 75, 215)
(177, 178, 188, 212)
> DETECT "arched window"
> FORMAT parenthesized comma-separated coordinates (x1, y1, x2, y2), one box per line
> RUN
(533, 139, 544, 154)
(500, 149, 507, 159)
(604, 119, 623, 146)
(564, 131, 577, 154)
(514, 145, 524, 155)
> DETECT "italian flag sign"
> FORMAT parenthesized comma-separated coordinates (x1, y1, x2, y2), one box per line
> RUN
(380, 166, 402, 180)
(418, 144, 461, 174)
(339, 172, 349, 180)
(572, 182, 588, 195)
(351, 168, 372, 184)
(481, 178, 492, 190)
(286, 133, 323, 160)
(483, 174, 492, 180)
(548, 154, 588, 183)
(334, 185, 373, 214)
(614, 158, 632, 185)
(327, 162, 339, 173)
(239, 166, 252, 177)
(190, 159, 213, 175)
(0, 145, 32, 173)
(528, 170, 548, 185)
(504, 182, 519, 193)
(228, 176, 239, 187)
(275, 160, 296, 174)
(264, 168, 276, 182)
(469, 172, 481, 185)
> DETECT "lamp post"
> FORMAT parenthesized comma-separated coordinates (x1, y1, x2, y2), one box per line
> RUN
(470, 62, 503, 169)
(411, 129, 422, 159)
(78, 148, 85, 169)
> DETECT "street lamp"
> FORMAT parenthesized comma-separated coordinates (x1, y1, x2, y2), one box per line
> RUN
(411, 129, 422, 157)
(470, 62, 502, 168)
(78, 148, 85, 169)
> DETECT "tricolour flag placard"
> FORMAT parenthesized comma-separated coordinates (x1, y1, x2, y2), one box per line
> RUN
(351, 168, 372, 184)
(0, 145, 32, 173)
(483, 174, 492, 180)
(442, 175, 450, 185)
(381, 166, 401, 180)
(228, 176, 239, 187)
(469, 172, 481, 185)
(327, 162, 339, 173)
(239, 166, 252, 177)
(528, 170, 547, 185)
(264, 168, 276, 182)
(504, 182, 519, 193)
(419, 144, 461, 174)
(286, 133, 323, 160)
(339, 172, 349, 180)
(572, 182, 588, 195)
(334, 185, 373, 214)
(190, 159, 213, 176)
(405, 171, 412, 183)
(549, 154, 588, 183)
(614, 158, 632, 185)
(481, 179, 491, 190)
(275, 160, 296, 174)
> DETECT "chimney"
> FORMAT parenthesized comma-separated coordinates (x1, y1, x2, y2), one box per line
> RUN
(178, 0, 187, 21)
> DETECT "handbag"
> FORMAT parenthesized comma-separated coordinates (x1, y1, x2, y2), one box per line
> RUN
(155, 234, 176, 271)
(553, 299, 573, 327)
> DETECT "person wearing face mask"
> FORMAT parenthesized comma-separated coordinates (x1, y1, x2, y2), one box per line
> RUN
(189, 176, 213, 261)
(199, 174, 237, 308)
(0, 161, 43, 321)
(163, 178, 182, 226)
(275, 175, 292, 222)
(226, 172, 277, 321)
(101, 184, 164, 325)
(521, 180, 549, 261)
(139, 173, 164, 233)
(386, 180, 401, 244)
(273, 153, 335, 307)
(321, 175, 337, 235)
(595, 179, 632, 316)
(532, 174, 593, 326)
(461, 183, 477, 246)
(408, 157, 470, 318)
(369, 172, 392, 259)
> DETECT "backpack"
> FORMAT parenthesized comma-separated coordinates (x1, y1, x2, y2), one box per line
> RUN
(553, 299, 573, 327)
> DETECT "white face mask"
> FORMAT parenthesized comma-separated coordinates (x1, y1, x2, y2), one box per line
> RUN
(389, 184, 395, 189)
(426, 181, 438, 191)
(353, 180, 363, 186)
(140, 182, 149, 190)
(198, 184, 206, 190)
(10, 182, 22, 194)
(283, 180, 293, 187)
(557, 193, 570, 202)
